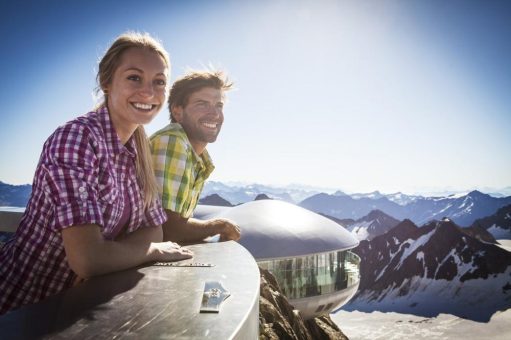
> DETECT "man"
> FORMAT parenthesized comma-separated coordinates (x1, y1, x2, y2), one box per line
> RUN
(150, 70, 240, 243)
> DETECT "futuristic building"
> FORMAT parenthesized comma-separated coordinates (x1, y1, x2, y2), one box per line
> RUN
(194, 199, 360, 319)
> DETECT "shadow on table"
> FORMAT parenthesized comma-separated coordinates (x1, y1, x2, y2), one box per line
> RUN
(0, 268, 144, 339)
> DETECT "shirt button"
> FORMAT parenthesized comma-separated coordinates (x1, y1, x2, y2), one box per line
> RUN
(78, 186, 86, 193)
(80, 192, 88, 200)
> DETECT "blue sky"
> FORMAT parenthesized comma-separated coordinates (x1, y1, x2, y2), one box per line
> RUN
(0, 0, 510, 195)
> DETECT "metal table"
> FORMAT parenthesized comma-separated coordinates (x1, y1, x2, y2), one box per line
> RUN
(0, 241, 260, 339)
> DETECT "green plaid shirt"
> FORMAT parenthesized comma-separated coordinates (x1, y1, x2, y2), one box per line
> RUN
(150, 123, 214, 218)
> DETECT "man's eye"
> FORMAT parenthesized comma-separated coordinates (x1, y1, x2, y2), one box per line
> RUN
(127, 75, 141, 81)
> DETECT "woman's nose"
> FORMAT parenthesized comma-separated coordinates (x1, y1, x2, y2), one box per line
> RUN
(139, 82, 155, 97)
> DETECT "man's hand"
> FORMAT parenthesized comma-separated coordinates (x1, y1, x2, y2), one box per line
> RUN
(162, 210, 241, 243)
(208, 218, 241, 242)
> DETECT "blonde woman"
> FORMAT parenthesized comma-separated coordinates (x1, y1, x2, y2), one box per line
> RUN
(0, 32, 192, 315)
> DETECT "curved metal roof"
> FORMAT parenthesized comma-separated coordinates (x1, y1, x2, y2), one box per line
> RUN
(194, 200, 358, 260)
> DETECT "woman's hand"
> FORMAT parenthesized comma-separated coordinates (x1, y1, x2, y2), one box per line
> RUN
(149, 241, 193, 262)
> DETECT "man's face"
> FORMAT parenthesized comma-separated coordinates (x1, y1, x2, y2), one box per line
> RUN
(173, 87, 224, 153)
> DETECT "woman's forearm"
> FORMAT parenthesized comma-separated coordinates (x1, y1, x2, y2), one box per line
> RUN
(62, 224, 191, 278)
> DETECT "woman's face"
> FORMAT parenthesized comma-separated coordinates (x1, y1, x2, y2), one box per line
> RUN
(104, 47, 168, 142)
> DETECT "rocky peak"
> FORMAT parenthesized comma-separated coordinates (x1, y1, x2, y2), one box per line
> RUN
(254, 193, 272, 201)
(258, 268, 348, 340)
(198, 194, 233, 207)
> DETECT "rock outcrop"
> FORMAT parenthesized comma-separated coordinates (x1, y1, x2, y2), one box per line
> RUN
(258, 268, 348, 340)
(198, 193, 233, 206)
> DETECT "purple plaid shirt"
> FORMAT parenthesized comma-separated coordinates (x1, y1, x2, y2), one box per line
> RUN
(0, 107, 166, 315)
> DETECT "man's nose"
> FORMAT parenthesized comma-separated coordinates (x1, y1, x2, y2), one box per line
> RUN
(208, 105, 222, 117)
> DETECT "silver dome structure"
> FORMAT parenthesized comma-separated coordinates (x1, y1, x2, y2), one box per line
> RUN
(194, 199, 360, 319)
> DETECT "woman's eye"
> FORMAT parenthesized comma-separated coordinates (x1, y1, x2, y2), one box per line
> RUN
(127, 75, 141, 81)
(155, 79, 166, 86)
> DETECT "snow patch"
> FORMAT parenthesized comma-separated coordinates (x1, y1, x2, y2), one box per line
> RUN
(395, 230, 435, 271)
(416, 251, 424, 261)
(488, 224, 511, 240)
(349, 267, 511, 321)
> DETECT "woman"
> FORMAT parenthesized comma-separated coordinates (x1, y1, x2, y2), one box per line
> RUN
(0, 32, 192, 315)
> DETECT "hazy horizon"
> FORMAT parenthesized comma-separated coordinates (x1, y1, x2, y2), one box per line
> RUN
(2, 177, 510, 198)
(1, 0, 510, 195)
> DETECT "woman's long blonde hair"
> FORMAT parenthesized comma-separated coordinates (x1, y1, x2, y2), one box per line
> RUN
(96, 32, 170, 210)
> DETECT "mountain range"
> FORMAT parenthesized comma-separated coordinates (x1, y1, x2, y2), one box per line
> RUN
(300, 190, 511, 227)
(202, 183, 511, 228)
(200, 181, 319, 204)
(343, 217, 511, 322)
(2, 180, 511, 228)
(0, 181, 31, 207)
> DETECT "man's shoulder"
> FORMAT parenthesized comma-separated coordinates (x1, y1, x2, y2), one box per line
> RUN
(150, 123, 187, 141)
(150, 123, 192, 156)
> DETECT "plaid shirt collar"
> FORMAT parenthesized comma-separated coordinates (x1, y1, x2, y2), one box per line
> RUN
(173, 123, 215, 176)
(97, 106, 137, 159)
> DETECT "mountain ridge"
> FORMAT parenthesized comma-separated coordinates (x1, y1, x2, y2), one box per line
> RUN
(2, 180, 510, 228)
(300, 190, 511, 227)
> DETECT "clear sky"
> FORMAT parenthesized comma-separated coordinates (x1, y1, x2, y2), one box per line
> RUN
(0, 0, 510, 195)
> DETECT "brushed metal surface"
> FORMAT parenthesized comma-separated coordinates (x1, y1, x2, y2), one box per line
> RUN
(0, 241, 260, 339)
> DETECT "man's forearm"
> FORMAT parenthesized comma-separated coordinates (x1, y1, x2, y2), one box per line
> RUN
(162, 210, 217, 243)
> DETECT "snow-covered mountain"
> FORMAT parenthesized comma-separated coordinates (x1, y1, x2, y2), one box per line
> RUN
(345, 210, 400, 241)
(472, 204, 511, 240)
(200, 181, 319, 204)
(350, 191, 386, 200)
(300, 193, 403, 221)
(345, 219, 511, 321)
(385, 192, 422, 206)
(348, 191, 423, 205)
(300, 190, 511, 227)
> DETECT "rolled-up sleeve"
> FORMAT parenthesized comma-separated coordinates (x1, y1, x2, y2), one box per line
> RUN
(142, 198, 167, 227)
(41, 123, 105, 231)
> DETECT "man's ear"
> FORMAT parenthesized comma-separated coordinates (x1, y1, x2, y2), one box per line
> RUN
(171, 105, 183, 123)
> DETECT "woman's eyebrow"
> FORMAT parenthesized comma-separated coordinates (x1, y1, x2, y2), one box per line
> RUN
(122, 67, 167, 77)
(123, 67, 144, 73)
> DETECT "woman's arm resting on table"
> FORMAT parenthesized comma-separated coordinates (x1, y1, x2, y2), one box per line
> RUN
(62, 224, 193, 278)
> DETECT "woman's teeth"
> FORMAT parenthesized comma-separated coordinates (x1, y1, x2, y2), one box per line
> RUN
(133, 103, 152, 110)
